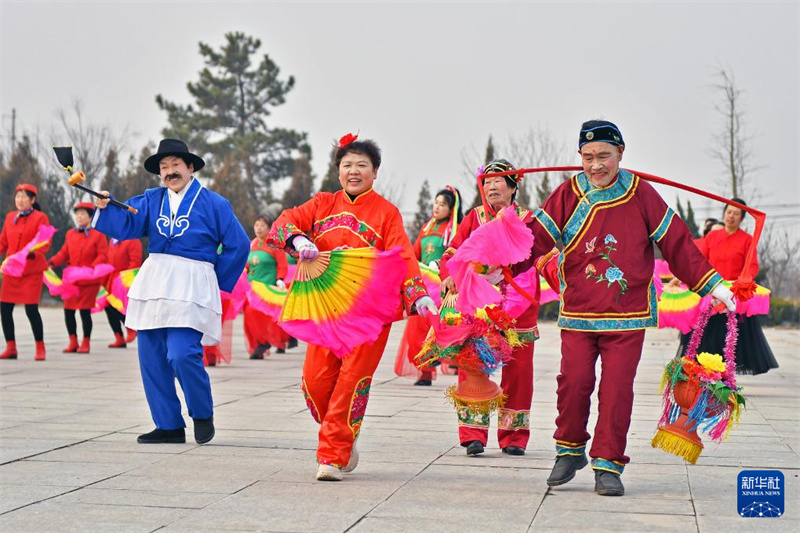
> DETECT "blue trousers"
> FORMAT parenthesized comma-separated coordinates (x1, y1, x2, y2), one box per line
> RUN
(137, 327, 213, 429)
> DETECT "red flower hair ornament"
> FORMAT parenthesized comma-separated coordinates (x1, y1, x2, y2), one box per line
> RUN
(337, 132, 359, 149)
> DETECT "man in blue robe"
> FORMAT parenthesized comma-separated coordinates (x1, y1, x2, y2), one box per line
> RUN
(93, 138, 249, 444)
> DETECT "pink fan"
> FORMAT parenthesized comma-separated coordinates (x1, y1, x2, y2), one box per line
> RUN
(448, 207, 534, 314)
(1, 225, 56, 277)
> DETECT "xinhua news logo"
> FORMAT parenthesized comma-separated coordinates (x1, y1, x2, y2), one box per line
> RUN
(738, 470, 784, 518)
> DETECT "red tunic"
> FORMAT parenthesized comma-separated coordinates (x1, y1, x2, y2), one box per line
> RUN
(105, 239, 143, 290)
(50, 228, 109, 310)
(697, 228, 757, 281)
(0, 209, 51, 304)
(440, 205, 540, 336)
(527, 171, 722, 331)
(269, 188, 426, 317)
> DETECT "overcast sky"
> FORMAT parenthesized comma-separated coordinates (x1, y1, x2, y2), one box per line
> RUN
(1, 1, 798, 229)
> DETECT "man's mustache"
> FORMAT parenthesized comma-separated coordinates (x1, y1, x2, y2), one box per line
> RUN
(164, 173, 181, 181)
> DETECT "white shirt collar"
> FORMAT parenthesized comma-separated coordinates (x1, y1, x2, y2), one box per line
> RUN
(167, 178, 192, 217)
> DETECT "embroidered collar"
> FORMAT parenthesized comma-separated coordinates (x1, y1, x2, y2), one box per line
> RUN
(343, 188, 374, 205)
(156, 178, 203, 239)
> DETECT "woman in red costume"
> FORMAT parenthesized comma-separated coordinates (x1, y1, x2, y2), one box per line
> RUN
(394, 186, 462, 385)
(49, 202, 108, 354)
(439, 159, 541, 457)
(268, 134, 437, 481)
(678, 198, 778, 375)
(105, 238, 142, 348)
(244, 214, 289, 359)
(0, 184, 51, 361)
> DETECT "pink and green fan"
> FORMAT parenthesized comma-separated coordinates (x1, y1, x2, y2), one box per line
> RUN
(109, 267, 139, 314)
(43, 268, 79, 300)
(248, 280, 288, 321)
(278, 247, 406, 358)
(418, 261, 442, 306)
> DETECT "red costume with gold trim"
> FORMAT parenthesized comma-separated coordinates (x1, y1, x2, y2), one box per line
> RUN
(0, 209, 51, 304)
(439, 205, 540, 450)
(50, 228, 109, 310)
(268, 188, 426, 468)
(526, 170, 723, 474)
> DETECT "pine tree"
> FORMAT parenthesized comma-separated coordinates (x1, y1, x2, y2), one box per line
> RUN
(282, 146, 315, 209)
(99, 149, 120, 193)
(156, 31, 307, 204)
(410, 179, 432, 237)
(210, 153, 259, 237)
(318, 146, 340, 193)
(675, 197, 700, 239)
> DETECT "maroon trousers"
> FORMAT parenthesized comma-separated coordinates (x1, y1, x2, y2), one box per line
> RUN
(458, 341, 534, 449)
(554, 329, 645, 469)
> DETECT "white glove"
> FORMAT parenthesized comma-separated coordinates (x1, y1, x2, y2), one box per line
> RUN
(711, 284, 736, 312)
(480, 267, 504, 285)
(293, 236, 319, 262)
(427, 260, 440, 272)
(414, 295, 439, 317)
(276, 279, 286, 290)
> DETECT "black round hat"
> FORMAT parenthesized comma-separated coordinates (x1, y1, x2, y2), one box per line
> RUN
(144, 139, 205, 175)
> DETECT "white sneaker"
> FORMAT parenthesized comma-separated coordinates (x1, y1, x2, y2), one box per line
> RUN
(342, 438, 359, 473)
(316, 464, 343, 481)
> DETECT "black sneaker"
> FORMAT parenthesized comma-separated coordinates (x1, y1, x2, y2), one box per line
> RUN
(194, 416, 215, 444)
(137, 428, 185, 444)
(547, 454, 588, 486)
(502, 446, 525, 456)
(287, 338, 298, 349)
(276, 348, 286, 354)
(413, 379, 432, 386)
(594, 471, 625, 496)
(465, 440, 485, 456)
(250, 343, 270, 359)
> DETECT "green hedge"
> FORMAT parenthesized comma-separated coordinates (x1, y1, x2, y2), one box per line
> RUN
(764, 298, 800, 327)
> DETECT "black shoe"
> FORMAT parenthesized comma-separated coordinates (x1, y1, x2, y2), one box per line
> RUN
(547, 454, 588, 486)
(414, 379, 432, 386)
(465, 440, 484, 456)
(502, 446, 525, 456)
(594, 471, 625, 496)
(137, 428, 185, 444)
(194, 416, 215, 444)
(250, 343, 269, 359)
(276, 348, 286, 354)
(287, 338, 298, 349)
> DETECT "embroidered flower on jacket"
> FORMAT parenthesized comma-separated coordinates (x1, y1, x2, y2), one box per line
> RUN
(584, 236, 597, 253)
(605, 266, 624, 283)
(604, 234, 617, 245)
(585, 264, 597, 276)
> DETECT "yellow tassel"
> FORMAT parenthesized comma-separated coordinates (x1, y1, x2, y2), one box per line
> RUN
(444, 386, 506, 414)
(658, 367, 669, 393)
(651, 429, 702, 464)
(505, 329, 522, 348)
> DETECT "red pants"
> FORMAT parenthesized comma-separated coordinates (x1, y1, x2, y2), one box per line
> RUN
(458, 341, 534, 449)
(302, 324, 391, 467)
(554, 329, 645, 472)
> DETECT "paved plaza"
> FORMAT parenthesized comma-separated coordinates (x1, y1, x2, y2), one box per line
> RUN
(1, 306, 798, 532)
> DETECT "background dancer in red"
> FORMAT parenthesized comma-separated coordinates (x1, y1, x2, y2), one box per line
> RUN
(678, 198, 778, 375)
(105, 237, 142, 348)
(244, 214, 289, 359)
(0, 184, 51, 361)
(394, 185, 462, 385)
(49, 202, 109, 354)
